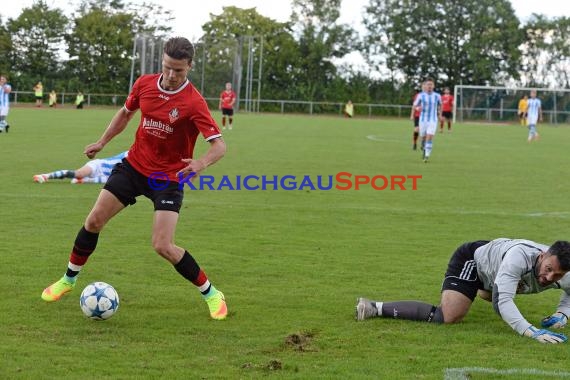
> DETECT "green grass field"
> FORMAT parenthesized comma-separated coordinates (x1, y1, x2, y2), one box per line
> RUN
(1, 107, 570, 379)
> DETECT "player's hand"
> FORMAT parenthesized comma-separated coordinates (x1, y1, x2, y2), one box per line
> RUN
(541, 312, 568, 329)
(178, 158, 206, 181)
(524, 326, 567, 344)
(84, 142, 104, 159)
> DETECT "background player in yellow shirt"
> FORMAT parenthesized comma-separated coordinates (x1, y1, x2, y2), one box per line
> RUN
(517, 94, 528, 126)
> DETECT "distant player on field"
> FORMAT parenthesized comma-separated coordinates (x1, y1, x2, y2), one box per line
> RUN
(409, 88, 421, 150)
(219, 82, 236, 130)
(439, 87, 454, 133)
(526, 90, 542, 143)
(517, 94, 528, 126)
(33, 151, 128, 184)
(413, 77, 441, 162)
(41, 37, 228, 321)
(0, 75, 12, 133)
(357, 238, 570, 344)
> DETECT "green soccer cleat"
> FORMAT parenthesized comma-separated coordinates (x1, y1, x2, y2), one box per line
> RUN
(41, 277, 75, 302)
(205, 290, 228, 320)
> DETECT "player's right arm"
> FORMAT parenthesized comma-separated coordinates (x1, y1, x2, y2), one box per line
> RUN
(85, 107, 136, 159)
(494, 252, 567, 343)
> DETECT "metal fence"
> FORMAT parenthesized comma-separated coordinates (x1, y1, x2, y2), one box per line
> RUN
(10, 90, 570, 124)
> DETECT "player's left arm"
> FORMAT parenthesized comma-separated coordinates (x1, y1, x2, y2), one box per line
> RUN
(542, 281, 570, 329)
(539, 102, 543, 122)
(179, 137, 226, 178)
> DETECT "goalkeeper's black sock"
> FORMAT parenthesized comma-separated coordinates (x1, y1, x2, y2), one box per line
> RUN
(48, 170, 75, 179)
(380, 301, 444, 323)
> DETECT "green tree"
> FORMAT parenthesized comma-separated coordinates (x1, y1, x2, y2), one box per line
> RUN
(197, 6, 298, 104)
(0, 17, 12, 78)
(65, 0, 172, 94)
(7, 0, 68, 91)
(523, 15, 570, 88)
(363, 0, 524, 87)
(290, 0, 356, 101)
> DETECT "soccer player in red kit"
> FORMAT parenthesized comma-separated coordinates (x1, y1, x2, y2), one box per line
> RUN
(409, 88, 421, 150)
(440, 87, 454, 133)
(219, 82, 236, 130)
(41, 37, 229, 320)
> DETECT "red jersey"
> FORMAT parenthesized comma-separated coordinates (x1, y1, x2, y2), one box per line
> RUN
(441, 94, 454, 112)
(413, 93, 420, 117)
(124, 74, 222, 182)
(220, 90, 236, 109)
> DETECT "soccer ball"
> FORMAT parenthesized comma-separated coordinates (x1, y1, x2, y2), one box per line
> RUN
(79, 282, 120, 320)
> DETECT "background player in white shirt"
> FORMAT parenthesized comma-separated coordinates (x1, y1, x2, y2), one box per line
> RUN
(413, 77, 442, 162)
(526, 90, 542, 143)
(356, 238, 570, 344)
(0, 75, 12, 133)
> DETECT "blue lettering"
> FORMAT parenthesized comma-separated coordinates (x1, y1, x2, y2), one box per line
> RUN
(298, 175, 316, 191)
(317, 175, 333, 190)
(217, 175, 235, 190)
(280, 175, 297, 190)
(200, 175, 215, 190)
(243, 175, 259, 190)
(178, 172, 197, 190)
(262, 175, 279, 190)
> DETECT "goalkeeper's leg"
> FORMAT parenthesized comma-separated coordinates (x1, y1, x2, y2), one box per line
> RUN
(356, 290, 472, 323)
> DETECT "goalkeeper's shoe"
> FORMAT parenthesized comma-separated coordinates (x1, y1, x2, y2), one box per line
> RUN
(41, 277, 75, 302)
(205, 290, 227, 320)
(356, 298, 378, 321)
(33, 174, 49, 183)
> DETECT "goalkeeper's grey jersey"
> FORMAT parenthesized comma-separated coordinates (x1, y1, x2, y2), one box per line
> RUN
(474, 238, 570, 334)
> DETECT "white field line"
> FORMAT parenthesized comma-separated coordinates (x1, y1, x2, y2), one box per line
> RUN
(444, 367, 570, 380)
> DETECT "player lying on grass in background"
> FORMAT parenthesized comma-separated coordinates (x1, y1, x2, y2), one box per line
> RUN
(33, 151, 128, 184)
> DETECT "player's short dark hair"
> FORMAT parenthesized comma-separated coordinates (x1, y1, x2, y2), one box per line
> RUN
(548, 241, 570, 271)
(424, 77, 435, 83)
(163, 37, 194, 63)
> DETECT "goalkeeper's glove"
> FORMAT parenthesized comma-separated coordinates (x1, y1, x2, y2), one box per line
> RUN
(541, 312, 568, 329)
(524, 326, 567, 344)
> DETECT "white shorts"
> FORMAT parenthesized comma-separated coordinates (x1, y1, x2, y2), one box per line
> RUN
(0, 106, 9, 117)
(419, 121, 437, 136)
(85, 159, 105, 178)
(527, 115, 538, 126)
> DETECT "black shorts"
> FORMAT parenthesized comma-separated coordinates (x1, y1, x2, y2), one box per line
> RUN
(104, 158, 184, 213)
(413, 117, 419, 127)
(441, 240, 490, 301)
(35, 96, 43, 100)
(221, 107, 234, 117)
(518, 112, 527, 118)
(442, 111, 452, 119)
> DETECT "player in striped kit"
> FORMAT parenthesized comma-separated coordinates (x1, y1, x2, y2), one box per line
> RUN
(356, 238, 570, 344)
(33, 151, 128, 184)
(526, 90, 542, 143)
(413, 77, 441, 162)
(0, 75, 12, 133)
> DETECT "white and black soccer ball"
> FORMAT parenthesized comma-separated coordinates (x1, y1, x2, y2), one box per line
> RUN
(80, 282, 119, 320)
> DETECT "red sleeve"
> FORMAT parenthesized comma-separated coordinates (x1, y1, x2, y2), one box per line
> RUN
(124, 78, 141, 112)
(191, 94, 222, 141)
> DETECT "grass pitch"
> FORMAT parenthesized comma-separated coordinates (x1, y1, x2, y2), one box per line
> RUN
(1, 107, 569, 379)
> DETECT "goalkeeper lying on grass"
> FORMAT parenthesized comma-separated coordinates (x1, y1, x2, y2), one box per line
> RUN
(357, 238, 570, 344)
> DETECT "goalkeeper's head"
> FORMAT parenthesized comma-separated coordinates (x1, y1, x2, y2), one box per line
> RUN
(548, 241, 570, 271)
(534, 241, 570, 286)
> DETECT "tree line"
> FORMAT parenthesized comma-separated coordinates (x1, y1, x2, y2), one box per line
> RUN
(0, 0, 568, 108)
